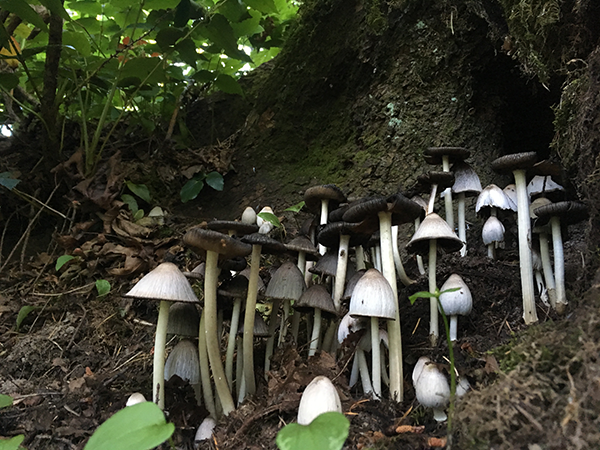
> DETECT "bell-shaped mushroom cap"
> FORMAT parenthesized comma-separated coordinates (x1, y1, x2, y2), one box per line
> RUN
(241, 232, 287, 254)
(342, 269, 366, 301)
(349, 268, 396, 320)
(195, 416, 217, 442)
(167, 302, 200, 337)
(337, 312, 366, 343)
(424, 146, 470, 165)
(125, 392, 147, 407)
(304, 184, 347, 214)
(241, 206, 257, 225)
(406, 213, 463, 255)
(388, 192, 425, 225)
(451, 161, 482, 196)
(125, 262, 199, 303)
(238, 313, 270, 337)
(529, 197, 552, 219)
(416, 171, 456, 191)
(491, 151, 538, 172)
(412, 356, 430, 385)
(482, 216, 505, 245)
(439, 274, 473, 316)
(218, 275, 249, 299)
(526, 175, 564, 199)
(413, 359, 450, 414)
(503, 184, 518, 212)
(285, 236, 320, 261)
(265, 262, 306, 301)
(295, 284, 337, 317)
(297, 376, 343, 425)
(533, 201, 589, 226)
(309, 250, 338, 276)
(475, 184, 512, 214)
(184, 228, 252, 259)
(164, 339, 200, 384)
(239, 266, 266, 294)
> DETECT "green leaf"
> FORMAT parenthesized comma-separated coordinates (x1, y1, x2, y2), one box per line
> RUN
(245, 0, 278, 15)
(0, 0, 49, 32)
(175, 38, 198, 68)
(121, 194, 139, 215)
(202, 14, 252, 62)
(133, 209, 145, 221)
(155, 27, 186, 50)
(214, 73, 243, 95)
(180, 177, 204, 203)
(0, 394, 13, 409)
(63, 30, 92, 56)
(84, 401, 174, 450)
(16, 305, 38, 332)
(276, 412, 349, 450)
(145, 0, 181, 9)
(95, 279, 111, 297)
(0, 171, 20, 189)
(125, 181, 152, 203)
(69, 1, 103, 17)
(39, 0, 70, 20)
(284, 201, 305, 213)
(258, 211, 281, 228)
(205, 171, 224, 190)
(0, 435, 24, 450)
(408, 290, 439, 305)
(192, 69, 216, 83)
(56, 254, 75, 271)
(0, 73, 19, 90)
(174, 0, 191, 27)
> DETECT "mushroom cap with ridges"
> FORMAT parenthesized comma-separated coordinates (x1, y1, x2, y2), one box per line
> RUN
(533, 201, 589, 226)
(424, 146, 470, 165)
(304, 184, 347, 214)
(342, 196, 388, 223)
(317, 221, 371, 248)
(241, 232, 287, 254)
(417, 171, 456, 191)
(184, 228, 252, 259)
(238, 313, 270, 337)
(218, 275, 249, 299)
(482, 216, 505, 245)
(285, 236, 320, 261)
(529, 197, 552, 219)
(309, 250, 338, 277)
(439, 274, 473, 316)
(503, 184, 518, 211)
(406, 213, 463, 255)
(164, 339, 200, 384)
(349, 268, 396, 320)
(337, 312, 366, 343)
(491, 152, 538, 172)
(451, 161, 482, 196)
(265, 261, 306, 301)
(125, 262, 199, 303)
(526, 175, 564, 199)
(167, 302, 200, 337)
(342, 269, 366, 301)
(206, 219, 258, 236)
(294, 284, 337, 316)
(475, 184, 512, 213)
(297, 376, 343, 425)
(388, 192, 425, 224)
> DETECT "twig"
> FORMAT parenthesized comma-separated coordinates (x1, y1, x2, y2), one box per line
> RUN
(61, 304, 87, 356)
(32, 282, 95, 296)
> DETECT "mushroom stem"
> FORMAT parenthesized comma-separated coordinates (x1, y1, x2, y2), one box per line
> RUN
(318, 199, 329, 255)
(308, 308, 322, 356)
(457, 192, 467, 257)
(538, 232, 557, 308)
(333, 234, 351, 311)
(550, 216, 567, 313)
(242, 244, 262, 397)
(392, 225, 415, 286)
(487, 243, 495, 259)
(235, 336, 243, 400)
(153, 300, 170, 409)
(279, 300, 290, 345)
(513, 169, 538, 324)
(428, 184, 438, 215)
(442, 155, 454, 230)
(414, 216, 426, 275)
(449, 315, 458, 342)
(349, 355, 359, 387)
(204, 250, 236, 415)
(199, 313, 217, 418)
(429, 239, 438, 346)
(356, 347, 373, 395)
(291, 310, 301, 343)
(371, 317, 382, 398)
(356, 245, 366, 270)
(225, 297, 242, 389)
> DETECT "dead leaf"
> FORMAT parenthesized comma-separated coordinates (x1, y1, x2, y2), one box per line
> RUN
(484, 354, 500, 373)
(426, 436, 447, 448)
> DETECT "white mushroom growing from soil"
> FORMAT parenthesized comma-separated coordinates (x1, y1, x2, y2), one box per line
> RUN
(438, 274, 473, 342)
(450, 160, 482, 256)
(164, 339, 201, 402)
(297, 376, 342, 425)
(482, 215, 505, 259)
(294, 284, 337, 357)
(412, 356, 450, 422)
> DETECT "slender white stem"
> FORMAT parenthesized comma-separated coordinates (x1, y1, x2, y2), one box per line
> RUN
(199, 313, 216, 418)
(349, 355, 359, 387)
(356, 348, 373, 395)
(374, 245, 382, 271)
(392, 224, 414, 286)
(428, 184, 438, 215)
(429, 239, 438, 346)
(279, 300, 290, 345)
(333, 234, 350, 311)
(153, 300, 170, 410)
(457, 192, 466, 257)
(355, 246, 366, 270)
(318, 199, 329, 255)
(449, 315, 458, 341)
(513, 169, 538, 324)
(487, 243, 495, 259)
(308, 308, 322, 356)
(371, 317, 382, 398)
(225, 298, 242, 389)
(442, 155, 454, 230)
(380, 344, 389, 387)
(534, 269, 548, 306)
(235, 336, 243, 401)
(538, 232, 557, 308)
(242, 245, 262, 397)
(550, 216, 566, 313)
(414, 217, 426, 275)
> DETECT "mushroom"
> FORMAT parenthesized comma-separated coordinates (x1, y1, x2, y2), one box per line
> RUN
(491, 152, 539, 324)
(450, 161, 482, 256)
(410, 195, 428, 275)
(241, 206, 257, 225)
(482, 215, 505, 259)
(297, 376, 342, 425)
(412, 356, 450, 422)
(125, 392, 147, 407)
(164, 339, 201, 403)
(503, 184, 518, 211)
(295, 284, 337, 356)
(416, 170, 456, 216)
(124, 262, 199, 410)
(167, 302, 200, 338)
(304, 184, 347, 254)
(195, 416, 217, 443)
(256, 206, 275, 234)
(438, 274, 472, 341)
(526, 175, 564, 201)
(406, 213, 463, 346)
(349, 268, 396, 398)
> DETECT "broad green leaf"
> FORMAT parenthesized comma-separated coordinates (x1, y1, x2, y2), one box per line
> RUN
(174, 0, 191, 27)
(56, 254, 75, 271)
(180, 177, 204, 203)
(258, 211, 281, 228)
(245, 0, 278, 15)
(121, 194, 139, 214)
(0, 394, 13, 409)
(0, 0, 49, 32)
(63, 30, 92, 56)
(69, 1, 103, 17)
(175, 38, 198, 68)
(205, 171, 224, 191)
(95, 279, 111, 297)
(217, 0, 249, 22)
(0, 172, 20, 189)
(193, 69, 216, 83)
(16, 305, 38, 332)
(214, 73, 243, 95)
(0, 435, 24, 450)
(120, 57, 166, 85)
(155, 27, 186, 50)
(145, 0, 180, 9)
(284, 201, 305, 213)
(231, 13, 264, 38)
(202, 14, 252, 63)
(0, 72, 19, 91)
(125, 181, 152, 203)
(133, 209, 144, 221)
(39, 0, 70, 20)
(408, 290, 439, 304)
(84, 401, 174, 450)
(276, 412, 349, 450)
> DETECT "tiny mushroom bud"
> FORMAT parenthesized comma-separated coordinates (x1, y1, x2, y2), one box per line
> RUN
(126, 392, 147, 407)
(412, 357, 450, 422)
(438, 274, 473, 341)
(195, 416, 217, 443)
(297, 376, 342, 425)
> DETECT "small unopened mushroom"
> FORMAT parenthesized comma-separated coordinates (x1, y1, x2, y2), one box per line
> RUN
(438, 274, 472, 341)
(482, 216, 505, 259)
(126, 392, 147, 407)
(195, 416, 217, 443)
(412, 356, 450, 422)
(297, 376, 342, 425)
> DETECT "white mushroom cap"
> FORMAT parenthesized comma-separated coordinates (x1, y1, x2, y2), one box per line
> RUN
(475, 184, 512, 213)
(297, 376, 342, 425)
(241, 206, 257, 225)
(125, 262, 199, 303)
(482, 216, 505, 245)
(526, 175, 564, 198)
(413, 359, 450, 421)
(195, 416, 217, 442)
(439, 274, 472, 316)
(125, 392, 147, 406)
(348, 268, 396, 320)
(164, 339, 200, 384)
(337, 313, 365, 343)
(503, 184, 518, 212)
(256, 206, 274, 234)
(456, 377, 471, 397)
(412, 356, 430, 385)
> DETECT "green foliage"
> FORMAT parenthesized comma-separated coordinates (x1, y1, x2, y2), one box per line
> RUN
(15, 305, 38, 332)
(258, 211, 281, 228)
(276, 412, 349, 450)
(56, 254, 75, 271)
(0, 394, 13, 409)
(180, 171, 224, 203)
(95, 279, 111, 297)
(125, 181, 152, 203)
(0, 435, 24, 450)
(284, 200, 305, 212)
(84, 402, 174, 450)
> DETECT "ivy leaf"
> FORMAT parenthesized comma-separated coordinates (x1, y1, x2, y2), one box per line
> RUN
(0, 171, 20, 189)
(214, 73, 243, 95)
(56, 254, 75, 271)
(258, 211, 281, 228)
(205, 171, 224, 191)
(276, 412, 349, 450)
(0, 394, 13, 409)
(0, 0, 49, 32)
(16, 305, 38, 332)
(284, 201, 305, 213)
(121, 194, 139, 215)
(95, 280, 111, 297)
(125, 181, 152, 203)
(83, 402, 174, 450)
(180, 176, 205, 203)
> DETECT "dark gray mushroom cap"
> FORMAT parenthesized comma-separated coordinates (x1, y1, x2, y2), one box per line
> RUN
(424, 147, 470, 165)
(388, 192, 424, 224)
(183, 228, 252, 259)
(219, 256, 247, 272)
(309, 250, 338, 276)
(265, 261, 306, 300)
(417, 171, 456, 191)
(285, 236, 320, 261)
(206, 220, 258, 236)
(342, 269, 367, 301)
(317, 221, 371, 248)
(238, 313, 270, 337)
(304, 184, 347, 213)
(167, 302, 200, 337)
(241, 233, 287, 254)
(406, 213, 463, 255)
(342, 197, 388, 223)
(328, 203, 349, 222)
(533, 201, 589, 226)
(451, 161, 482, 196)
(294, 284, 338, 317)
(217, 275, 249, 298)
(491, 152, 538, 172)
